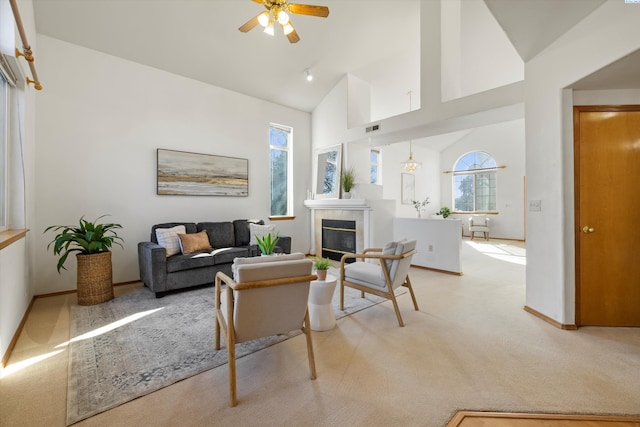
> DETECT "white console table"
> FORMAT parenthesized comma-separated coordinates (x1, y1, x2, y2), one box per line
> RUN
(393, 217, 462, 274)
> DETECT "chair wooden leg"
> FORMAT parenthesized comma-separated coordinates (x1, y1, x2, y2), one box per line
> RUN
(303, 309, 317, 380)
(404, 275, 419, 311)
(228, 339, 237, 407)
(215, 313, 221, 350)
(387, 288, 405, 327)
(340, 281, 345, 310)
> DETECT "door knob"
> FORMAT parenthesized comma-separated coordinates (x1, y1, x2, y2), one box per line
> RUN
(582, 226, 595, 233)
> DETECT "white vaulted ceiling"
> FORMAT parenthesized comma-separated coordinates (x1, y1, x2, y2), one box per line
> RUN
(33, 0, 638, 114)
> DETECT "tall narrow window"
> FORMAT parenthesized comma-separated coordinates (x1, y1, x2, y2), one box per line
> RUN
(370, 149, 380, 184)
(453, 151, 497, 212)
(269, 124, 292, 216)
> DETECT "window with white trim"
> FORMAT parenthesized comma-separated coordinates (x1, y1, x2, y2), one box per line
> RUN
(453, 151, 497, 212)
(370, 148, 380, 184)
(269, 124, 292, 216)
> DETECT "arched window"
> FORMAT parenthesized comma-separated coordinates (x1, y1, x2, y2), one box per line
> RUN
(453, 151, 497, 212)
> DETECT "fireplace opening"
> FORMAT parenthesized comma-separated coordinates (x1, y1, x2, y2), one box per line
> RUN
(322, 219, 356, 263)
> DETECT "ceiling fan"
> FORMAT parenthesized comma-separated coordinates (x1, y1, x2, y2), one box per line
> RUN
(239, 0, 330, 44)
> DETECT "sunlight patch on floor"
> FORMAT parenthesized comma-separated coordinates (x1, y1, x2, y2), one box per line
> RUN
(465, 240, 526, 265)
(55, 307, 165, 348)
(1, 349, 65, 378)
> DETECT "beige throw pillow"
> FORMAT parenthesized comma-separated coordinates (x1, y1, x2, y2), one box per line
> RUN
(178, 230, 212, 255)
(155, 225, 186, 257)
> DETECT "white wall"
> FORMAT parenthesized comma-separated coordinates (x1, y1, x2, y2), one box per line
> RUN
(33, 35, 312, 295)
(382, 141, 440, 218)
(573, 89, 640, 106)
(440, 119, 525, 240)
(524, 0, 640, 324)
(441, 0, 523, 102)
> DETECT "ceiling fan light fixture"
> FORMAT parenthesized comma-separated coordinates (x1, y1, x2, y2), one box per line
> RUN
(264, 21, 275, 36)
(258, 11, 270, 27)
(277, 10, 290, 25)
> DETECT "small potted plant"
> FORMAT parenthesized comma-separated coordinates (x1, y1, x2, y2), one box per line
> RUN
(436, 206, 452, 218)
(340, 166, 357, 199)
(312, 256, 332, 281)
(44, 215, 124, 305)
(255, 232, 279, 255)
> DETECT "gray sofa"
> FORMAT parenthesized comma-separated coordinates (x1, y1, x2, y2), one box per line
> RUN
(138, 219, 291, 297)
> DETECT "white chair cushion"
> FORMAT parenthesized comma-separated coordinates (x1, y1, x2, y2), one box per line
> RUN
(232, 252, 305, 280)
(344, 261, 387, 290)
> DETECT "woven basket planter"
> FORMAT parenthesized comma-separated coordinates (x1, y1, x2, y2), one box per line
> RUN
(76, 251, 114, 305)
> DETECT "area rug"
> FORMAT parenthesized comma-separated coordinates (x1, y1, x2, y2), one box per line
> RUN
(66, 281, 403, 425)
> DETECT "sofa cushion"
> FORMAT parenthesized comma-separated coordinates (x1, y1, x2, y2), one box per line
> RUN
(197, 222, 235, 248)
(166, 252, 215, 273)
(151, 222, 197, 243)
(155, 225, 186, 257)
(178, 230, 212, 255)
(249, 223, 276, 245)
(212, 247, 249, 264)
(233, 219, 263, 246)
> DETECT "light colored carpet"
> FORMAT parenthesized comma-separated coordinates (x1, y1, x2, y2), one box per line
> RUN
(66, 282, 400, 425)
(3, 240, 640, 427)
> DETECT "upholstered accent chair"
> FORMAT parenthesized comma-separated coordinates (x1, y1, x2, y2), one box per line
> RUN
(339, 240, 419, 327)
(468, 215, 490, 240)
(214, 253, 317, 406)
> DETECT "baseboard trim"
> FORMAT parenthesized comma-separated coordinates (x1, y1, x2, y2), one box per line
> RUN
(524, 306, 577, 330)
(411, 265, 463, 276)
(1, 296, 35, 368)
(33, 279, 141, 299)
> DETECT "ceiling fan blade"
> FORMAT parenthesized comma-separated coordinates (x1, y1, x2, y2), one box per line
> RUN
(239, 13, 262, 33)
(284, 26, 300, 43)
(288, 4, 330, 18)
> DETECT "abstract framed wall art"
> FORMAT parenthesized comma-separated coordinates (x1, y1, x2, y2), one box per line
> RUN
(157, 149, 248, 196)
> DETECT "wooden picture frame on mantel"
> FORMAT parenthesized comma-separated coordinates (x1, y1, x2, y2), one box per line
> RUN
(401, 173, 414, 205)
(313, 144, 342, 199)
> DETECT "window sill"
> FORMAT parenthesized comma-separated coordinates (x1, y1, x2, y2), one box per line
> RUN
(269, 216, 296, 221)
(453, 211, 499, 215)
(0, 229, 30, 251)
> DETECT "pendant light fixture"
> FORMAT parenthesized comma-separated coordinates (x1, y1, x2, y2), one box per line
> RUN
(400, 91, 421, 172)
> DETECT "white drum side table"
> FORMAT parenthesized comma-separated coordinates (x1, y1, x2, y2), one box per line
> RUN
(308, 274, 337, 331)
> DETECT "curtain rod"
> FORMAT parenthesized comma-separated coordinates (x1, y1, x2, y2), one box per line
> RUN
(442, 165, 506, 174)
(9, 0, 42, 90)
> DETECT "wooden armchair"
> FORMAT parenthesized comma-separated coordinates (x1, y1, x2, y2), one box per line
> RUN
(339, 240, 419, 327)
(214, 253, 317, 406)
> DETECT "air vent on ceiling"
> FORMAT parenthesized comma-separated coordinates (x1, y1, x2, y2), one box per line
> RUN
(365, 124, 380, 133)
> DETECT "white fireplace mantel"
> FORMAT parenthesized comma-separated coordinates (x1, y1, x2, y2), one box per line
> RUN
(303, 198, 373, 210)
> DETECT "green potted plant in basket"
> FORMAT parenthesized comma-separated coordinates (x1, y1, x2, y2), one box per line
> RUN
(312, 256, 332, 281)
(45, 215, 124, 306)
(340, 166, 357, 199)
(255, 232, 279, 255)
